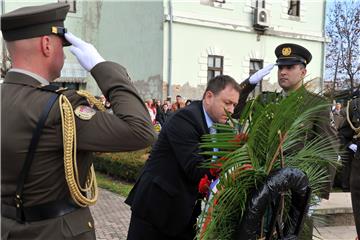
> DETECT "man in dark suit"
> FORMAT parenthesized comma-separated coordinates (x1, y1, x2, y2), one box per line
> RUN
(125, 64, 274, 239)
(1, 3, 155, 239)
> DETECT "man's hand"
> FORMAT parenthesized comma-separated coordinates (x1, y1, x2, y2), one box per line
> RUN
(349, 143, 357, 153)
(65, 32, 105, 71)
(249, 63, 275, 85)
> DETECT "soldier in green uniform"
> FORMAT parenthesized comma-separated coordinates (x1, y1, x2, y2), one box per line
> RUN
(272, 43, 338, 239)
(234, 43, 339, 239)
(1, 2, 156, 239)
(338, 100, 360, 239)
(275, 43, 337, 198)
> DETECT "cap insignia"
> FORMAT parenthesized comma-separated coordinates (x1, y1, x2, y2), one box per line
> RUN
(51, 26, 58, 34)
(74, 105, 96, 120)
(282, 47, 292, 56)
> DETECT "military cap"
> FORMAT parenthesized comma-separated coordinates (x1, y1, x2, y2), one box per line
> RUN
(1, 3, 71, 46)
(275, 43, 312, 66)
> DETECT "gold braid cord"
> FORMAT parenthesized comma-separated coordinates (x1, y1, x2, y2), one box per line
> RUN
(59, 94, 99, 207)
(77, 90, 106, 112)
(346, 100, 360, 139)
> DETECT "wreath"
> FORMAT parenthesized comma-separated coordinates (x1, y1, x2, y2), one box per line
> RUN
(197, 86, 339, 240)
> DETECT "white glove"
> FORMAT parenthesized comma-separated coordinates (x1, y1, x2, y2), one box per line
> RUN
(349, 143, 357, 153)
(249, 63, 275, 85)
(65, 32, 105, 71)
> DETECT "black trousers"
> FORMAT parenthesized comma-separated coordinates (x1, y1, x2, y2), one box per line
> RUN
(126, 214, 197, 240)
(341, 152, 353, 191)
(351, 156, 360, 237)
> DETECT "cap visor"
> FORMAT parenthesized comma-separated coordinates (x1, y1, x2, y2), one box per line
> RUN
(61, 37, 71, 47)
(276, 59, 304, 66)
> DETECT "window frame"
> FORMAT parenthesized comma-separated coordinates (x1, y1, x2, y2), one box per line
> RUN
(207, 55, 224, 81)
(288, 0, 300, 17)
(249, 59, 264, 97)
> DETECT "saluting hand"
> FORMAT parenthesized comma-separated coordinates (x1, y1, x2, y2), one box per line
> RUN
(65, 32, 105, 71)
(249, 63, 275, 85)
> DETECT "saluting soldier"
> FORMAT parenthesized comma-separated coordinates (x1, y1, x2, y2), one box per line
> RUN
(338, 99, 360, 240)
(273, 43, 338, 200)
(1, 2, 156, 240)
(234, 43, 339, 239)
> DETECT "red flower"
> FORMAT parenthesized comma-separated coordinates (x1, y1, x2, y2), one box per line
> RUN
(198, 175, 210, 195)
(199, 193, 220, 239)
(219, 156, 228, 162)
(209, 162, 222, 177)
(228, 133, 248, 143)
(241, 163, 253, 171)
(231, 163, 253, 181)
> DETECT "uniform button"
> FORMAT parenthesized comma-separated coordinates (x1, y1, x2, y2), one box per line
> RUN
(88, 221, 93, 228)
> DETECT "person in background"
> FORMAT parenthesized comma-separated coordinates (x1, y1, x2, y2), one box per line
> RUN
(154, 99, 163, 123)
(145, 99, 156, 124)
(1, 3, 155, 239)
(156, 103, 173, 126)
(332, 102, 343, 129)
(175, 94, 184, 109)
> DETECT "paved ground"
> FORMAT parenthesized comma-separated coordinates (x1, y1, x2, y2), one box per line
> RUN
(91, 188, 357, 240)
(91, 188, 130, 240)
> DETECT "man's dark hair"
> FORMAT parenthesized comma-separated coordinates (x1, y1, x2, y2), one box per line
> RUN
(203, 75, 240, 99)
(176, 95, 182, 98)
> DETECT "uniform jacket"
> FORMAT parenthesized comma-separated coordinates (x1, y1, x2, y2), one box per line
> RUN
(1, 61, 156, 239)
(337, 98, 360, 236)
(125, 79, 255, 236)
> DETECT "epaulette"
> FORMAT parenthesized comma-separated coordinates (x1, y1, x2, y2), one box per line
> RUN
(38, 84, 68, 94)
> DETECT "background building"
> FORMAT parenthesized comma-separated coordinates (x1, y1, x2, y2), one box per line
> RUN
(1, 0, 328, 101)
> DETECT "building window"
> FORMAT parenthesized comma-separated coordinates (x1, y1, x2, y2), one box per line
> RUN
(58, 0, 76, 13)
(255, 0, 265, 8)
(201, 0, 226, 7)
(288, 0, 300, 17)
(208, 55, 223, 81)
(249, 59, 263, 97)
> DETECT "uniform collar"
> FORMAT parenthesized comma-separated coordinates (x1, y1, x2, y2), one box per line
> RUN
(4, 69, 47, 88)
(9, 68, 50, 86)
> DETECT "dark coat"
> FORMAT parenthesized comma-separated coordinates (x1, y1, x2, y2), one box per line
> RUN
(337, 98, 360, 237)
(1, 62, 156, 239)
(125, 79, 255, 237)
(156, 109, 173, 126)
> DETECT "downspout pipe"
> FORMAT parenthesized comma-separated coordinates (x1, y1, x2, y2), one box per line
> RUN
(321, 0, 327, 93)
(167, 0, 173, 99)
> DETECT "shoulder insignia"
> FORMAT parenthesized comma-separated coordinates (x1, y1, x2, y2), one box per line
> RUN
(74, 105, 96, 120)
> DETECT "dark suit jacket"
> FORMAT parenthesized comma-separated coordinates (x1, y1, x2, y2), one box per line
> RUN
(1, 62, 156, 239)
(125, 79, 255, 236)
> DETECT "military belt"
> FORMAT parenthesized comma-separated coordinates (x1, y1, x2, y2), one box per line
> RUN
(1, 199, 80, 222)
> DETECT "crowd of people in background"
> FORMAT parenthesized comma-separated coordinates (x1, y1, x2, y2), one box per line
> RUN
(98, 93, 193, 131)
(145, 95, 192, 129)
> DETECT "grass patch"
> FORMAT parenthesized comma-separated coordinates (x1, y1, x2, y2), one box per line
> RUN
(96, 172, 134, 197)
